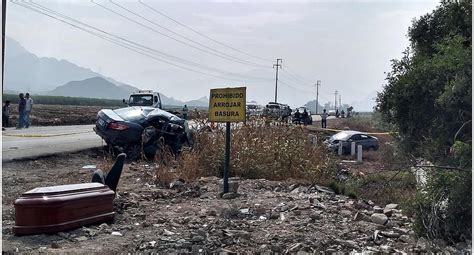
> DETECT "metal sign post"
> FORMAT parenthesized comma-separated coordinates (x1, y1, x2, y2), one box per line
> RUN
(224, 122, 231, 193)
(208, 87, 246, 195)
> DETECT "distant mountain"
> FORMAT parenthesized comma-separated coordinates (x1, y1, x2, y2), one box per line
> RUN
(49, 77, 135, 99)
(349, 91, 378, 112)
(4, 37, 100, 93)
(4, 37, 208, 107)
(185, 96, 209, 107)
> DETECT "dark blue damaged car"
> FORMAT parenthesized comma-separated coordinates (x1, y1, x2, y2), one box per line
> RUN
(94, 106, 192, 159)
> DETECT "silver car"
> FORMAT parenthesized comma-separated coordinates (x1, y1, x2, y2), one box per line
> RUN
(325, 130, 379, 154)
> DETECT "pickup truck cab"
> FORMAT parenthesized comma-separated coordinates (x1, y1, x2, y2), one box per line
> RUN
(124, 90, 162, 109)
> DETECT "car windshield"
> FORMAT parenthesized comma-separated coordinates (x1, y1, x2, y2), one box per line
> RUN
(267, 105, 280, 109)
(332, 132, 352, 141)
(247, 105, 258, 109)
(129, 95, 153, 106)
(114, 107, 145, 121)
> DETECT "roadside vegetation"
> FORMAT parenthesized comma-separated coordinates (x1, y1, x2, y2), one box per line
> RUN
(375, 0, 471, 243)
(143, 121, 337, 187)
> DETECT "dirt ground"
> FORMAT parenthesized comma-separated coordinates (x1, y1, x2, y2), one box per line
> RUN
(7, 104, 107, 126)
(2, 149, 467, 254)
(6, 104, 206, 127)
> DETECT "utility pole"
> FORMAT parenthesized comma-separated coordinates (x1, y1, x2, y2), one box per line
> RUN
(339, 95, 342, 110)
(315, 80, 321, 114)
(334, 90, 338, 110)
(2, 0, 6, 88)
(273, 58, 282, 103)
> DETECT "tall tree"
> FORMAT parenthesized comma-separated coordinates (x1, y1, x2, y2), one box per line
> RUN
(376, 0, 471, 242)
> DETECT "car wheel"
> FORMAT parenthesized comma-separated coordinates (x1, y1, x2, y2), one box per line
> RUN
(126, 143, 142, 160)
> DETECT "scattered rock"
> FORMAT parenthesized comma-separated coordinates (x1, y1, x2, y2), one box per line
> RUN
(315, 185, 335, 194)
(240, 208, 250, 214)
(370, 213, 388, 225)
(353, 212, 370, 221)
(288, 243, 303, 252)
(270, 244, 283, 252)
(222, 193, 239, 199)
(269, 211, 280, 220)
(373, 206, 383, 213)
(380, 231, 401, 239)
(340, 210, 352, 217)
(170, 179, 186, 189)
(383, 209, 393, 217)
(191, 235, 205, 243)
(50, 242, 60, 249)
(163, 229, 175, 236)
(74, 236, 88, 241)
(111, 232, 123, 236)
(398, 235, 411, 243)
(57, 232, 69, 239)
(385, 203, 398, 210)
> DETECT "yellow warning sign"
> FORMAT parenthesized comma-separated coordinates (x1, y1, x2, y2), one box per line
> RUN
(209, 87, 246, 122)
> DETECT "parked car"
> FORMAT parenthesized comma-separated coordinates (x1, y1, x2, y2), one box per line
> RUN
(328, 110, 336, 116)
(264, 102, 292, 119)
(94, 106, 192, 160)
(324, 130, 379, 154)
(246, 103, 264, 116)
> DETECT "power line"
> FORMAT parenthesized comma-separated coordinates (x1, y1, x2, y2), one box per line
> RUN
(284, 63, 314, 84)
(279, 69, 313, 88)
(138, 0, 274, 63)
(279, 79, 313, 94)
(280, 69, 312, 87)
(96, 0, 268, 68)
(14, 1, 271, 82)
(24, 0, 272, 82)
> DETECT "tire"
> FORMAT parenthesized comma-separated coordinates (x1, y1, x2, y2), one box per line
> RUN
(126, 143, 142, 161)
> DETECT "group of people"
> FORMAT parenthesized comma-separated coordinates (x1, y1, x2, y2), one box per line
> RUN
(293, 108, 310, 125)
(334, 109, 346, 118)
(2, 93, 34, 130)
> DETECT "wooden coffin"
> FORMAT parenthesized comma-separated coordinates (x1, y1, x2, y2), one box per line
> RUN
(14, 183, 115, 235)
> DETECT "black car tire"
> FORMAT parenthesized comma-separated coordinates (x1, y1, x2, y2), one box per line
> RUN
(126, 143, 142, 160)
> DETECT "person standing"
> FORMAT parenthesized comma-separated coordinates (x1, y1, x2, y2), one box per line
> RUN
(302, 109, 309, 126)
(182, 105, 188, 120)
(17, 93, 26, 129)
(25, 93, 34, 128)
(321, 109, 328, 128)
(2, 100, 11, 130)
(294, 109, 301, 124)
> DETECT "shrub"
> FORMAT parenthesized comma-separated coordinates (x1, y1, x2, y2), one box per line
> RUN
(151, 121, 338, 186)
(413, 142, 472, 243)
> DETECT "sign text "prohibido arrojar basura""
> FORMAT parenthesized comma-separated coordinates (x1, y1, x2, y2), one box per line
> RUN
(209, 87, 246, 122)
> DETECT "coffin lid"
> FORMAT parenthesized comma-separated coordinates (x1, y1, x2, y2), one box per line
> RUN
(22, 183, 109, 197)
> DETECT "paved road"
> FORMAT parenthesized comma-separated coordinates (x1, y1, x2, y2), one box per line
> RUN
(2, 125, 102, 162)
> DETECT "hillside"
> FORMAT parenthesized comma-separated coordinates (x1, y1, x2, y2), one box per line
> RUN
(4, 37, 99, 93)
(49, 77, 133, 99)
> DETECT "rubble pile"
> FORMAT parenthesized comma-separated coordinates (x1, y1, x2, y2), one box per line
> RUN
(3, 176, 471, 253)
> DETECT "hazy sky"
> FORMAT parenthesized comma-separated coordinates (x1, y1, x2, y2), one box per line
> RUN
(6, 0, 439, 107)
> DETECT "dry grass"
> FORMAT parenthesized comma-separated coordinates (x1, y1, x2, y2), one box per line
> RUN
(150, 121, 337, 187)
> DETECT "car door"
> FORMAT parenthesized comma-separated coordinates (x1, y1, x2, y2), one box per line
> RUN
(358, 134, 371, 149)
(349, 134, 361, 148)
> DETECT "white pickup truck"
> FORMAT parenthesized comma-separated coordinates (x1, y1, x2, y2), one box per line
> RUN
(123, 90, 162, 109)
